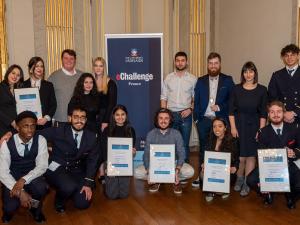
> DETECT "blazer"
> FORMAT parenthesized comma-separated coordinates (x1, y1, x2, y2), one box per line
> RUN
(39, 123, 99, 187)
(193, 73, 234, 122)
(0, 82, 17, 137)
(22, 79, 57, 119)
(268, 67, 300, 117)
(258, 122, 300, 160)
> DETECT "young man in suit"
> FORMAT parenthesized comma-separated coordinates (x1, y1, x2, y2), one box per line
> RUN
(0, 111, 49, 223)
(192, 52, 234, 187)
(40, 105, 99, 212)
(246, 101, 300, 209)
(22, 57, 57, 129)
(268, 44, 300, 127)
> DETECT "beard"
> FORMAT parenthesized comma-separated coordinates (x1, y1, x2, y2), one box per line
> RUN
(176, 65, 187, 71)
(71, 122, 85, 131)
(270, 118, 283, 126)
(208, 67, 221, 77)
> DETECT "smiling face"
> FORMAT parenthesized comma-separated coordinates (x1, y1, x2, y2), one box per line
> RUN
(68, 109, 87, 131)
(268, 105, 284, 126)
(114, 109, 127, 126)
(243, 69, 255, 83)
(157, 112, 171, 130)
(207, 57, 221, 77)
(282, 52, 299, 68)
(7, 68, 21, 85)
(212, 119, 226, 139)
(83, 77, 94, 93)
(62, 52, 76, 72)
(31, 60, 44, 80)
(93, 60, 105, 76)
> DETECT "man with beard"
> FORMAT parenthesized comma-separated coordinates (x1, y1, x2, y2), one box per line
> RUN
(134, 108, 194, 194)
(246, 101, 300, 209)
(161, 52, 197, 164)
(39, 106, 99, 212)
(268, 44, 300, 127)
(192, 52, 234, 188)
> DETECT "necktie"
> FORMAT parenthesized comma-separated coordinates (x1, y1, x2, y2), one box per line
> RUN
(22, 143, 30, 157)
(74, 133, 79, 148)
(276, 128, 281, 136)
(288, 69, 294, 75)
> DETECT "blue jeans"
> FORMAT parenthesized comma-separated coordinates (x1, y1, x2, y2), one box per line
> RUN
(172, 112, 192, 162)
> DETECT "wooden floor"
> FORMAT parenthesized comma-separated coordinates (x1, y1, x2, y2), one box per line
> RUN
(3, 152, 300, 225)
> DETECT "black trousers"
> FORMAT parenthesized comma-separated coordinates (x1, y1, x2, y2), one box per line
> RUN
(2, 176, 48, 215)
(246, 163, 300, 199)
(45, 167, 91, 209)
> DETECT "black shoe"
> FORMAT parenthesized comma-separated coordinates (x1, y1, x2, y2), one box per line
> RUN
(30, 209, 46, 223)
(285, 195, 296, 209)
(2, 213, 12, 223)
(55, 196, 65, 213)
(263, 193, 273, 205)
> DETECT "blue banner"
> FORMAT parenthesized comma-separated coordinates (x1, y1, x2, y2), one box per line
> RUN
(106, 34, 163, 151)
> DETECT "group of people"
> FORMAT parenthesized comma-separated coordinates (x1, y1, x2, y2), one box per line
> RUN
(0, 43, 300, 223)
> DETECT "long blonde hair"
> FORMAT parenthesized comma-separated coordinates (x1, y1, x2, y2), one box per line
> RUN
(92, 57, 109, 94)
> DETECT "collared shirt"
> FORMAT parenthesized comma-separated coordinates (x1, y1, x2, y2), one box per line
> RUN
(286, 65, 299, 77)
(161, 71, 197, 112)
(30, 78, 41, 89)
(62, 67, 77, 76)
(0, 134, 49, 190)
(204, 75, 219, 117)
(271, 123, 284, 135)
(71, 128, 83, 149)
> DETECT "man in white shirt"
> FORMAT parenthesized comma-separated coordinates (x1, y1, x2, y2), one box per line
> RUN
(161, 51, 197, 164)
(0, 111, 49, 223)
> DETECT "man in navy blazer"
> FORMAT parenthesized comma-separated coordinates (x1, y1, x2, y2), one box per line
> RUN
(246, 101, 300, 209)
(192, 52, 234, 187)
(39, 105, 99, 213)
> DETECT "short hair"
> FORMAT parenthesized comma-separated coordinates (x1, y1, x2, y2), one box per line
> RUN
(207, 52, 221, 62)
(68, 105, 87, 116)
(174, 51, 188, 61)
(240, 61, 258, 84)
(61, 49, 77, 60)
(15, 111, 37, 124)
(3, 64, 24, 86)
(28, 56, 45, 78)
(280, 44, 300, 57)
(154, 108, 173, 128)
(267, 100, 286, 112)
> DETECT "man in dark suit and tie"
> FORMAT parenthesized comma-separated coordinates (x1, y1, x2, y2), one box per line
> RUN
(192, 52, 234, 187)
(22, 57, 57, 129)
(246, 101, 300, 209)
(268, 44, 300, 126)
(40, 105, 99, 212)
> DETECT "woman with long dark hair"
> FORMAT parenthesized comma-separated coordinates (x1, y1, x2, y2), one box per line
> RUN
(68, 73, 100, 133)
(0, 65, 24, 137)
(100, 104, 136, 199)
(201, 117, 239, 202)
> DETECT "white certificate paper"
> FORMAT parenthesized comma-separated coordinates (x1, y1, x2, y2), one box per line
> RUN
(14, 88, 42, 119)
(107, 137, 133, 176)
(202, 151, 231, 193)
(149, 144, 175, 183)
(258, 148, 290, 192)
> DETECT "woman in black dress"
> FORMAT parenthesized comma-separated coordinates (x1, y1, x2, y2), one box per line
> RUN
(68, 73, 100, 133)
(229, 61, 268, 197)
(92, 57, 117, 132)
(0, 65, 24, 137)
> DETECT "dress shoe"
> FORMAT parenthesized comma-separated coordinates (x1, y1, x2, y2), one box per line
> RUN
(55, 196, 65, 213)
(1, 213, 13, 223)
(29, 209, 46, 223)
(263, 193, 273, 205)
(285, 195, 296, 209)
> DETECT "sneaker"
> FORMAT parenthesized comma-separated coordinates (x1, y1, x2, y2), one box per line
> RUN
(173, 184, 182, 194)
(180, 179, 188, 185)
(192, 177, 200, 188)
(240, 182, 250, 197)
(221, 193, 230, 200)
(149, 183, 160, 193)
(205, 193, 215, 202)
(234, 176, 244, 192)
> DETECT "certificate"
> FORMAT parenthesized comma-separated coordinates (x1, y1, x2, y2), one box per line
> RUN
(202, 151, 231, 193)
(14, 88, 42, 119)
(107, 137, 133, 176)
(149, 144, 175, 183)
(258, 148, 290, 192)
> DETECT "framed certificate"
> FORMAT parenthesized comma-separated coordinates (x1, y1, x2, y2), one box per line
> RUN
(202, 151, 231, 193)
(14, 88, 42, 119)
(149, 144, 175, 183)
(258, 148, 290, 192)
(107, 137, 133, 176)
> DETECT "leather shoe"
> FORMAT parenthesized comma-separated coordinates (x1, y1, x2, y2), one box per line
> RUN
(55, 196, 65, 213)
(2, 213, 12, 223)
(263, 193, 273, 205)
(286, 197, 296, 209)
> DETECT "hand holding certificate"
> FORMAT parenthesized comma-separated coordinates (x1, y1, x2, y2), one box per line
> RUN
(258, 148, 290, 192)
(202, 151, 231, 193)
(149, 144, 175, 183)
(14, 88, 42, 119)
(107, 137, 133, 176)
